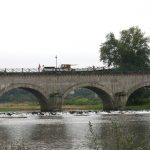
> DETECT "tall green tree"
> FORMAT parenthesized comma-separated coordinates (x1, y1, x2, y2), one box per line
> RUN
(100, 26, 150, 70)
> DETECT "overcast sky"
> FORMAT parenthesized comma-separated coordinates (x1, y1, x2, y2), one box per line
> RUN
(0, 0, 150, 68)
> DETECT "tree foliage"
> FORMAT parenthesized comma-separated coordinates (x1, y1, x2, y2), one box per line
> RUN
(100, 26, 150, 70)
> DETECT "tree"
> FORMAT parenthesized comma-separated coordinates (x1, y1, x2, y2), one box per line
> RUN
(100, 26, 150, 70)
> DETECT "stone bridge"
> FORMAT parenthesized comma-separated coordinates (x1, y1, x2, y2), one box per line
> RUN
(0, 71, 149, 111)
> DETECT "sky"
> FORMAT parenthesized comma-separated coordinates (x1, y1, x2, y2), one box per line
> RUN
(0, 0, 150, 68)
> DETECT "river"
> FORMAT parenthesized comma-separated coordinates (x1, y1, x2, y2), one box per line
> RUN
(0, 111, 149, 150)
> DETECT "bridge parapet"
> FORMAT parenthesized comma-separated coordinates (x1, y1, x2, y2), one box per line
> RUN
(1, 67, 150, 74)
(1, 68, 150, 76)
(0, 68, 39, 73)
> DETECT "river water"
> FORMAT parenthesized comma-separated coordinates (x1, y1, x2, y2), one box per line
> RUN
(0, 111, 149, 150)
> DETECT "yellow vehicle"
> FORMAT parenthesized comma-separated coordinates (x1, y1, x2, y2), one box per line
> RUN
(42, 64, 75, 72)
(60, 64, 72, 71)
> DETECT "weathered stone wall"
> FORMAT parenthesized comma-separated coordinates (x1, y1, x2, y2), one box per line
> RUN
(0, 72, 149, 111)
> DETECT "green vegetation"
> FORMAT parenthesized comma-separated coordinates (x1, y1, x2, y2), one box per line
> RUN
(63, 88, 103, 110)
(126, 102, 150, 110)
(125, 98, 150, 110)
(66, 88, 98, 99)
(88, 121, 100, 150)
(0, 102, 40, 112)
(0, 88, 40, 112)
(64, 98, 101, 105)
(88, 121, 150, 150)
(126, 87, 150, 110)
(63, 98, 103, 110)
(0, 144, 31, 150)
(63, 97, 150, 111)
(128, 87, 150, 105)
(62, 104, 102, 111)
(99, 27, 150, 110)
(0, 88, 37, 103)
(126, 98, 150, 110)
(100, 26, 150, 70)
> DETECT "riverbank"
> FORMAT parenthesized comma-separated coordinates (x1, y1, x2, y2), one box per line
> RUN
(0, 102, 40, 112)
(0, 98, 150, 111)
(64, 98, 150, 111)
(126, 103, 150, 110)
(0, 103, 102, 112)
(62, 104, 102, 110)
(63, 98, 103, 110)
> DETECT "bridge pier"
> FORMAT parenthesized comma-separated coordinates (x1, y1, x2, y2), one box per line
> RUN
(114, 92, 127, 110)
(46, 94, 63, 111)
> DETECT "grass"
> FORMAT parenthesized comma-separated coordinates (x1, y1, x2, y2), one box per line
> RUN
(0, 98, 150, 112)
(88, 121, 150, 150)
(0, 102, 40, 112)
(63, 98, 103, 110)
(126, 102, 150, 110)
(0, 144, 31, 150)
(64, 98, 101, 105)
(0, 99, 103, 112)
(62, 104, 103, 110)
(64, 98, 150, 111)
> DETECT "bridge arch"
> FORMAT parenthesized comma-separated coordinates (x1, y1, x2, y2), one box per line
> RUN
(127, 82, 150, 98)
(63, 83, 114, 110)
(126, 82, 150, 107)
(0, 83, 49, 111)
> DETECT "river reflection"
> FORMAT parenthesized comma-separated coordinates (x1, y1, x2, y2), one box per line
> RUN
(0, 111, 149, 150)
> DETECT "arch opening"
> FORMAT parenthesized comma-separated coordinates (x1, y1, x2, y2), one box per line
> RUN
(0, 87, 48, 112)
(63, 85, 114, 111)
(127, 86, 150, 110)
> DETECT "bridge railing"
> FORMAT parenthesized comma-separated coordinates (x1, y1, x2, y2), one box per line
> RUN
(75, 67, 104, 71)
(0, 67, 150, 73)
(0, 67, 105, 73)
(0, 68, 39, 73)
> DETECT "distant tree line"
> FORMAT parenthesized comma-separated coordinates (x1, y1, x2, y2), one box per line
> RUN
(0, 88, 37, 103)
(0, 88, 99, 103)
(66, 88, 99, 100)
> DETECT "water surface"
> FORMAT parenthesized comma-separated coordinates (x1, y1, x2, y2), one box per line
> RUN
(0, 111, 149, 150)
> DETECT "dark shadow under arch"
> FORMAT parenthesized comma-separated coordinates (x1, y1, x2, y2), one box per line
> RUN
(127, 84, 150, 107)
(20, 87, 48, 111)
(0, 85, 49, 112)
(127, 82, 150, 98)
(63, 84, 114, 110)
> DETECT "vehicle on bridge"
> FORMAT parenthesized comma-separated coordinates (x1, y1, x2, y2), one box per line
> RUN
(42, 66, 56, 72)
(42, 64, 75, 72)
